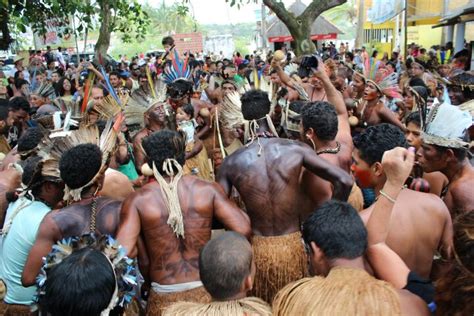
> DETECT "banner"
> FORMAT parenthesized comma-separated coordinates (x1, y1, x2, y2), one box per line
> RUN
(268, 33, 337, 43)
(368, 0, 405, 24)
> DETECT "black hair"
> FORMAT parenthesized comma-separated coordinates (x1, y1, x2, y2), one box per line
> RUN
(39, 247, 115, 316)
(386, 61, 396, 70)
(181, 103, 194, 118)
(449, 73, 474, 100)
(162, 36, 175, 46)
(199, 232, 252, 300)
(354, 123, 407, 165)
(408, 78, 427, 89)
(289, 100, 307, 114)
(21, 156, 45, 197)
(303, 200, 367, 259)
(14, 78, 29, 90)
(405, 112, 421, 127)
(168, 79, 193, 99)
(142, 130, 186, 172)
(0, 102, 8, 121)
(14, 71, 22, 81)
(59, 144, 102, 189)
(109, 71, 120, 79)
(433, 145, 468, 162)
(240, 89, 271, 120)
(345, 52, 354, 61)
(56, 77, 76, 97)
(411, 85, 429, 103)
(17, 127, 43, 155)
(301, 101, 338, 141)
(137, 73, 147, 81)
(371, 50, 378, 58)
(237, 63, 247, 71)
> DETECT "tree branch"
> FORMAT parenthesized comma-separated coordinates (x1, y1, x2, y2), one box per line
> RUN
(300, 0, 347, 22)
(262, 0, 299, 31)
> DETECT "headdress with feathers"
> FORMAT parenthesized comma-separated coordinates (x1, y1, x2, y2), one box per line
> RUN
(163, 50, 192, 85)
(34, 82, 56, 99)
(38, 118, 122, 202)
(366, 68, 402, 99)
(422, 102, 472, 149)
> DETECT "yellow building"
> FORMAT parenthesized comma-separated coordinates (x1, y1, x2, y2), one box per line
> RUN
(359, 0, 472, 54)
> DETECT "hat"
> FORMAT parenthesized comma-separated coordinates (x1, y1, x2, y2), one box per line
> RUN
(422, 103, 472, 149)
(13, 56, 24, 64)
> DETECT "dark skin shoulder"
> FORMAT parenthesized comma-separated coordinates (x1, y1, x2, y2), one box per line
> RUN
(217, 138, 353, 236)
(21, 196, 121, 286)
(117, 175, 250, 285)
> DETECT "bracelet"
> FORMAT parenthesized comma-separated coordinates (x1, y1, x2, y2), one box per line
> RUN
(379, 189, 399, 203)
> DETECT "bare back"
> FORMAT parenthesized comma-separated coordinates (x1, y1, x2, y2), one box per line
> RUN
(360, 189, 452, 278)
(217, 138, 353, 236)
(118, 175, 250, 285)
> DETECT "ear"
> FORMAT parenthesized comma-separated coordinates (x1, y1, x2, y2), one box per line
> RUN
(444, 149, 458, 163)
(373, 161, 384, 177)
(243, 274, 253, 292)
(306, 127, 315, 139)
(310, 241, 324, 262)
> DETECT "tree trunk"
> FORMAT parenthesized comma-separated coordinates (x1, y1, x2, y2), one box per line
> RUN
(288, 19, 316, 56)
(94, 2, 112, 64)
(0, 6, 13, 51)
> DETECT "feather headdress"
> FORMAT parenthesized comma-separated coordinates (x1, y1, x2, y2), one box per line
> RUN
(422, 102, 472, 149)
(366, 68, 402, 99)
(34, 82, 56, 99)
(163, 50, 192, 85)
(37, 121, 120, 202)
(37, 234, 137, 312)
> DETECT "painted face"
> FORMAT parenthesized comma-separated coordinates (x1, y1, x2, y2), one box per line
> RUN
(30, 94, 45, 108)
(351, 148, 375, 189)
(363, 82, 380, 101)
(405, 122, 421, 149)
(416, 142, 446, 173)
(403, 90, 414, 110)
(148, 103, 166, 123)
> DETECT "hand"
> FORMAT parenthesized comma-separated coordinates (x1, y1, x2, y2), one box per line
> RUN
(382, 147, 415, 186)
(311, 56, 329, 80)
(87, 63, 95, 71)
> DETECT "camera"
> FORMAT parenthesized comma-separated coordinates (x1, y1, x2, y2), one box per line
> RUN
(298, 54, 319, 78)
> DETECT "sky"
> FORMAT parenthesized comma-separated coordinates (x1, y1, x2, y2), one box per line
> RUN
(142, 0, 309, 25)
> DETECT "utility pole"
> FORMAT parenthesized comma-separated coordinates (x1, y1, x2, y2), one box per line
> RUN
(261, 2, 267, 51)
(355, 0, 365, 48)
(403, 0, 408, 59)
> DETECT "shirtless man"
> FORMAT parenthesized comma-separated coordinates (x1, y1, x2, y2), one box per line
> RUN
(404, 112, 448, 196)
(217, 89, 353, 303)
(299, 62, 363, 213)
(117, 130, 251, 315)
(22, 144, 121, 286)
(417, 103, 474, 217)
(272, 58, 328, 102)
(353, 124, 452, 279)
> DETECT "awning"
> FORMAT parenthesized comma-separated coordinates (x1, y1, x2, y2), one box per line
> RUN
(432, 7, 474, 28)
(268, 33, 338, 43)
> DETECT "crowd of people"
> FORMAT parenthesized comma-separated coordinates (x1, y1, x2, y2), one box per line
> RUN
(0, 33, 473, 316)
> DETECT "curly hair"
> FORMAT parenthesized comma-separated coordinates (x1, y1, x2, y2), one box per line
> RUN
(435, 211, 474, 315)
(59, 144, 102, 190)
(17, 127, 44, 159)
(301, 101, 338, 141)
(353, 123, 407, 165)
(142, 130, 186, 173)
(240, 89, 271, 120)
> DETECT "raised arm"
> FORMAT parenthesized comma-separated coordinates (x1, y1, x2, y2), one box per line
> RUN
(22, 214, 62, 286)
(300, 145, 353, 201)
(379, 106, 406, 131)
(212, 183, 251, 239)
(312, 60, 352, 146)
(116, 194, 141, 258)
(366, 147, 414, 288)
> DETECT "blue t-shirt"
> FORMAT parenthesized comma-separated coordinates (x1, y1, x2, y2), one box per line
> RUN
(0, 198, 51, 305)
